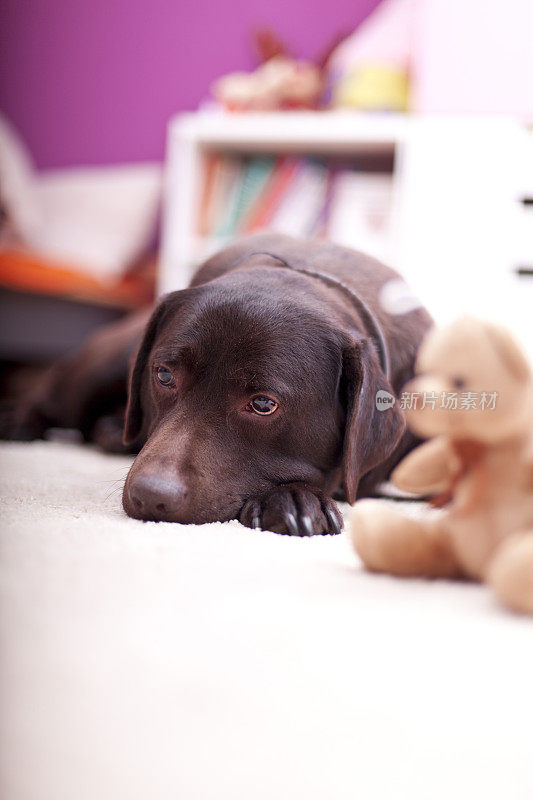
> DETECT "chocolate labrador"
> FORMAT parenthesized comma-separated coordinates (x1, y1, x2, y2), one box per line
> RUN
(3, 234, 432, 535)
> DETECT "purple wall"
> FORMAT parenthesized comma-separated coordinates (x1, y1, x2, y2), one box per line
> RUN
(1, 0, 380, 169)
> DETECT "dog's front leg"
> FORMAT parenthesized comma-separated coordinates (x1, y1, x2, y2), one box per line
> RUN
(239, 482, 343, 536)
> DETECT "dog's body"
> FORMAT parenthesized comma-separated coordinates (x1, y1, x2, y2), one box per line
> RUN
(3, 234, 432, 534)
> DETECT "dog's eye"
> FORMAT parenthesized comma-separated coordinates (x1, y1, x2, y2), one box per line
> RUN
(248, 396, 278, 416)
(156, 367, 174, 386)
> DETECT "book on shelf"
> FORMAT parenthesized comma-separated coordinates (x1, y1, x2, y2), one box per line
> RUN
(327, 170, 393, 262)
(212, 157, 246, 238)
(197, 153, 218, 237)
(220, 156, 275, 237)
(199, 155, 242, 238)
(268, 159, 329, 239)
(240, 156, 301, 232)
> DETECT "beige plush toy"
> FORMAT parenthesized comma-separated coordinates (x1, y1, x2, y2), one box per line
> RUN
(349, 317, 533, 614)
(211, 56, 322, 111)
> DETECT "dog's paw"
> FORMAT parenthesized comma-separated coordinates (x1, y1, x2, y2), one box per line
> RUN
(0, 403, 47, 442)
(90, 413, 132, 453)
(239, 482, 343, 536)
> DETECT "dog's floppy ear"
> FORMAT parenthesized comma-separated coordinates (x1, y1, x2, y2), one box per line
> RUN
(341, 336, 406, 503)
(123, 292, 183, 446)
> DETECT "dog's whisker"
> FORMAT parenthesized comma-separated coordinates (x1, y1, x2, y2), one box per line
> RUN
(103, 485, 125, 503)
(98, 470, 131, 485)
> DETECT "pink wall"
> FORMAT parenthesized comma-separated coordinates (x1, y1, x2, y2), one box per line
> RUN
(0, 0, 380, 169)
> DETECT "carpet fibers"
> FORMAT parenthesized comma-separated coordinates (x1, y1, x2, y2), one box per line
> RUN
(1, 441, 532, 800)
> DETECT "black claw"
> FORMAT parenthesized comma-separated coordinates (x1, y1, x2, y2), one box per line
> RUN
(251, 514, 262, 530)
(285, 512, 300, 536)
(301, 515, 314, 537)
(325, 508, 342, 535)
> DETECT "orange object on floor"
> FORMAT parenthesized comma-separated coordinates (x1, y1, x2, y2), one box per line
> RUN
(0, 248, 155, 309)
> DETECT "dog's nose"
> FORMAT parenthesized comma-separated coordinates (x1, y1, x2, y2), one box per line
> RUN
(127, 474, 187, 521)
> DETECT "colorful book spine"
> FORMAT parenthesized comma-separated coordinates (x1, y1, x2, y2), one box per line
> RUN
(241, 156, 301, 232)
(268, 158, 329, 238)
(219, 156, 275, 237)
(212, 157, 246, 238)
(197, 153, 220, 236)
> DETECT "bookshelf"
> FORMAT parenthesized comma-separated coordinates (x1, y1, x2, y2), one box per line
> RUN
(160, 110, 531, 347)
(160, 111, 407, 291)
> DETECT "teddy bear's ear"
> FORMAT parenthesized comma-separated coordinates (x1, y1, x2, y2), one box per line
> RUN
(483, 323, 531, 382)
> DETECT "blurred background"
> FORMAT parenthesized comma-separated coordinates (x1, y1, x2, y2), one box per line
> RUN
(1, 0, 380, 167)
(2, 5, 533, 799)
(1, 0, 532, 389)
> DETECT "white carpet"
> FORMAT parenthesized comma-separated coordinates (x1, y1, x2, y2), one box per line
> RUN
(1, 441, 532, 800)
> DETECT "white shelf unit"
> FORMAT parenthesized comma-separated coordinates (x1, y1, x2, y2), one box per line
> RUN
(160, 110, 408, 290)
(160, 110, 531, 350)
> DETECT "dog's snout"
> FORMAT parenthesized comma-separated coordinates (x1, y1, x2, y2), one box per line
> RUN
(127, 474, 187, 521)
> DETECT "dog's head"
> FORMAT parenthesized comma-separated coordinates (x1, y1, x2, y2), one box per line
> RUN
(122, 279, 405, 522)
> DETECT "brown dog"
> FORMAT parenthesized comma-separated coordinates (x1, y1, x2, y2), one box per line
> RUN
(122, 234, 431, 533)
(2, 234, 432, 535)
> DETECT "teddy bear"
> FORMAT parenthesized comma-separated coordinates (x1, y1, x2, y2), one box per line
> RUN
(211, 56, 322, 111)
(348, 317, 533, 614)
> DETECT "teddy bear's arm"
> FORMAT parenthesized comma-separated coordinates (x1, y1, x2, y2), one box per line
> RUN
(391, 436, 461, 496)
